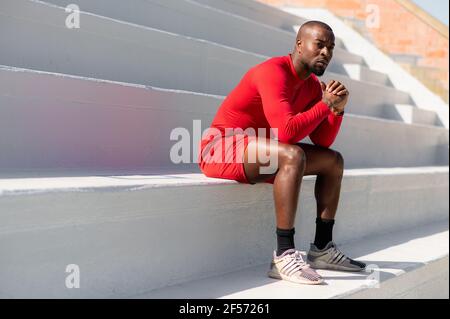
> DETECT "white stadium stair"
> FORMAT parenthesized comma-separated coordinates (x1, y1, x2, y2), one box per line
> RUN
(0, 0, 448, 298)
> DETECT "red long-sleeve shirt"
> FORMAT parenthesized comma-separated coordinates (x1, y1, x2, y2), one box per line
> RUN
(209, 53, 344, 147)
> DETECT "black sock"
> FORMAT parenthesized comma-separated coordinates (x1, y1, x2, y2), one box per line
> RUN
(314, 217, 335, 250)
(276, 227, 295, 256)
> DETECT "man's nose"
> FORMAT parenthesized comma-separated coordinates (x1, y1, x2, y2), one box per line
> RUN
(320, 48, 332, 60)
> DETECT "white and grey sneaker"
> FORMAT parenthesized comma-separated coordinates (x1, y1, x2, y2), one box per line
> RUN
(268, 249, 324, 285)
(307, 241, 366, 272)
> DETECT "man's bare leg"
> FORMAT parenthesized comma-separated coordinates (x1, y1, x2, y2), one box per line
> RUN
(243, 139, 309, 257)
(243, 140, 344, 230)
(295, 142, 343, 250)
(296, 142, 344, 221)
(243, 139, 307, 230)
(242, 138, 324, 283)
(243, 140, 345, 247)
(243, 139, 365, 273)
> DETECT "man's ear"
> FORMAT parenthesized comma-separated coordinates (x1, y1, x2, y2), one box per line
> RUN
(296, 39, 302, 54)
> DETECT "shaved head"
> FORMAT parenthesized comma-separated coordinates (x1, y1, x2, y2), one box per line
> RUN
(296, 21, 333, 42)
(293, 20, 335, 76)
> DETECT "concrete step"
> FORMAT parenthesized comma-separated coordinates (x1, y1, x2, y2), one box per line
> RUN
(135, 222, 449, 299)
(319, 72, 412, 110)
(0, 0, 407, 102)
(383, 104, 440, 126)
(0, 167, 448, 298)
(192, 0, 313, 35)
(1, 66, 448, 176)
(41, 0, 350, 61)
(192, 0, 350, 49)
(339, 64, 392, 87)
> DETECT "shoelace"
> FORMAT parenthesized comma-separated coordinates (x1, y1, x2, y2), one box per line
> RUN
(285, 251, 310, 273)
(283, 251, 322, 281)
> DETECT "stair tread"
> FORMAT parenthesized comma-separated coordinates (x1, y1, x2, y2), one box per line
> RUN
(1, 166, 448, 195)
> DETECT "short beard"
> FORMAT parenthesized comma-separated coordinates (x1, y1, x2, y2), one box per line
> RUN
(302, 60, 325, 77)
(310, 65, 325, 76)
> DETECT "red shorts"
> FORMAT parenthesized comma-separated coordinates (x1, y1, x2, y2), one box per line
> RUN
(198, 130, 276, 185)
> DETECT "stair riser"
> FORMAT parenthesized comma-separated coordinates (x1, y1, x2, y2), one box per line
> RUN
(320, 73, 411, 106)
(382, 104, 439, 126)
(339, 64, 390, 86)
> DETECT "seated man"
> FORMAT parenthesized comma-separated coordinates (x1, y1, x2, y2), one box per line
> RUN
(198, 21, 366, 285)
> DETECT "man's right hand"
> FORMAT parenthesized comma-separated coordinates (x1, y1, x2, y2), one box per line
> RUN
(321, 80, 349, 114)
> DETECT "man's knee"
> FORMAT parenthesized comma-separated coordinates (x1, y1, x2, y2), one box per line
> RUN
(281, 144, 306, 169)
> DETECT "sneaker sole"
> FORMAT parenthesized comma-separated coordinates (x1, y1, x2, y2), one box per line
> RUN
(267, 270, 324, 285)
(307, 260, 366, 272)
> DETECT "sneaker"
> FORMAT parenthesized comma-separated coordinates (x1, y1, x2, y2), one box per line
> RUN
(267, 249, 324, 285)
(307, 241, 366, 272)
